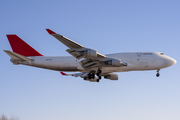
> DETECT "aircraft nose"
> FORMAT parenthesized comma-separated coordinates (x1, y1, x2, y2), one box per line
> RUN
(166, 57, 177, 67)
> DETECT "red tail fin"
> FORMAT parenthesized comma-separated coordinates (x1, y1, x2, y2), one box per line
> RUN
(7, 35, 43, 56)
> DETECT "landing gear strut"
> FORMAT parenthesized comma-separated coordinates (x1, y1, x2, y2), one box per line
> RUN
(96, 69, 102, 82)
(156, 69, 160, 77)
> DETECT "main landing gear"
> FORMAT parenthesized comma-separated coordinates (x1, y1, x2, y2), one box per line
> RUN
(88, 72, 95, 79)
(156, 69, 160, 77)
(88, 69, 102, 82)
(96, 69, 102, 82)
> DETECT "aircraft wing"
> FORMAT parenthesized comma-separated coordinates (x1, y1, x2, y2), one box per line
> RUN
(60, 72, 118, 82)
(46, 29, 83, 49)
(60, 72, 88, 77)
(60, 72, 101, 82)
(46, 29, 127, 70)
(46, 29, 106, 59)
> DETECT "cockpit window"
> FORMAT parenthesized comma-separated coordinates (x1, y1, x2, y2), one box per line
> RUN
(160, 53, 164, 55)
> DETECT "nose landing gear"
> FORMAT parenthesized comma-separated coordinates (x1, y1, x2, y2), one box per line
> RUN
(156, 69, 160, 77)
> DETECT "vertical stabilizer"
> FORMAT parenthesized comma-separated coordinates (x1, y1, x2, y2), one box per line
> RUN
(7, 35, 43, 56)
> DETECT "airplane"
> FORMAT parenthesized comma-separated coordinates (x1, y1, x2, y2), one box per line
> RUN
(4, 29, 176, 82)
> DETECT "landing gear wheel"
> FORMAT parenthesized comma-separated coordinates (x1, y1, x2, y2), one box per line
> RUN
(98, 69, 102, 74)
(156, 73, 160, 77)
(96, 69, 102, 81)
(92, 73, 95, 79)
(88, 73, 91, 79)
(88, 72, 95, 79)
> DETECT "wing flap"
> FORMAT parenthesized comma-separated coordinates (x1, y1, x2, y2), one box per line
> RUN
(66, 48, 106, 60)
(66, 49, 84, 59)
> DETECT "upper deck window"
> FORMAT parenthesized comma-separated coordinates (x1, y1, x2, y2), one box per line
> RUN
(143, 53, 152, 55)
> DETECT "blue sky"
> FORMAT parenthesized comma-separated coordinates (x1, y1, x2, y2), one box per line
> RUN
(0, 0, 179, 120)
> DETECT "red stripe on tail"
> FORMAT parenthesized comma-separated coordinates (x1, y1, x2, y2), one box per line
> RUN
(7, 35, 43, 56)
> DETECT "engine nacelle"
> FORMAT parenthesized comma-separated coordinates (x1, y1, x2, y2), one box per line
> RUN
(83, 49, 97, 58)
(84, 76, 98, 82)
(104, 73, 118, 80)
(106, 59, 121, 67)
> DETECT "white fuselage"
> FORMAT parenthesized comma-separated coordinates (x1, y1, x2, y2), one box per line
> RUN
(19, 52, 176, 74)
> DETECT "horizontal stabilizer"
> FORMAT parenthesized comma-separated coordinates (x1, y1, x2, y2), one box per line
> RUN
(4, 50, 32, 61)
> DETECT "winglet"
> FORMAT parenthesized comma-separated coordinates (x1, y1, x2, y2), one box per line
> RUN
(46, 29, 56, 34)
(60, 72, 73, 76)
(60, 72, 67, 75)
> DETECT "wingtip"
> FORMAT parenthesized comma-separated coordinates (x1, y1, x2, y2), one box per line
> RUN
(46, 29, 56, 34)
(60, 72, 67, 75)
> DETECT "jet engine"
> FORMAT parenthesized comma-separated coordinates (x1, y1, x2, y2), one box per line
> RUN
(83, 49, 97, 57)
(104, 73, 118, 80)
(106, 59, 121, 67)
